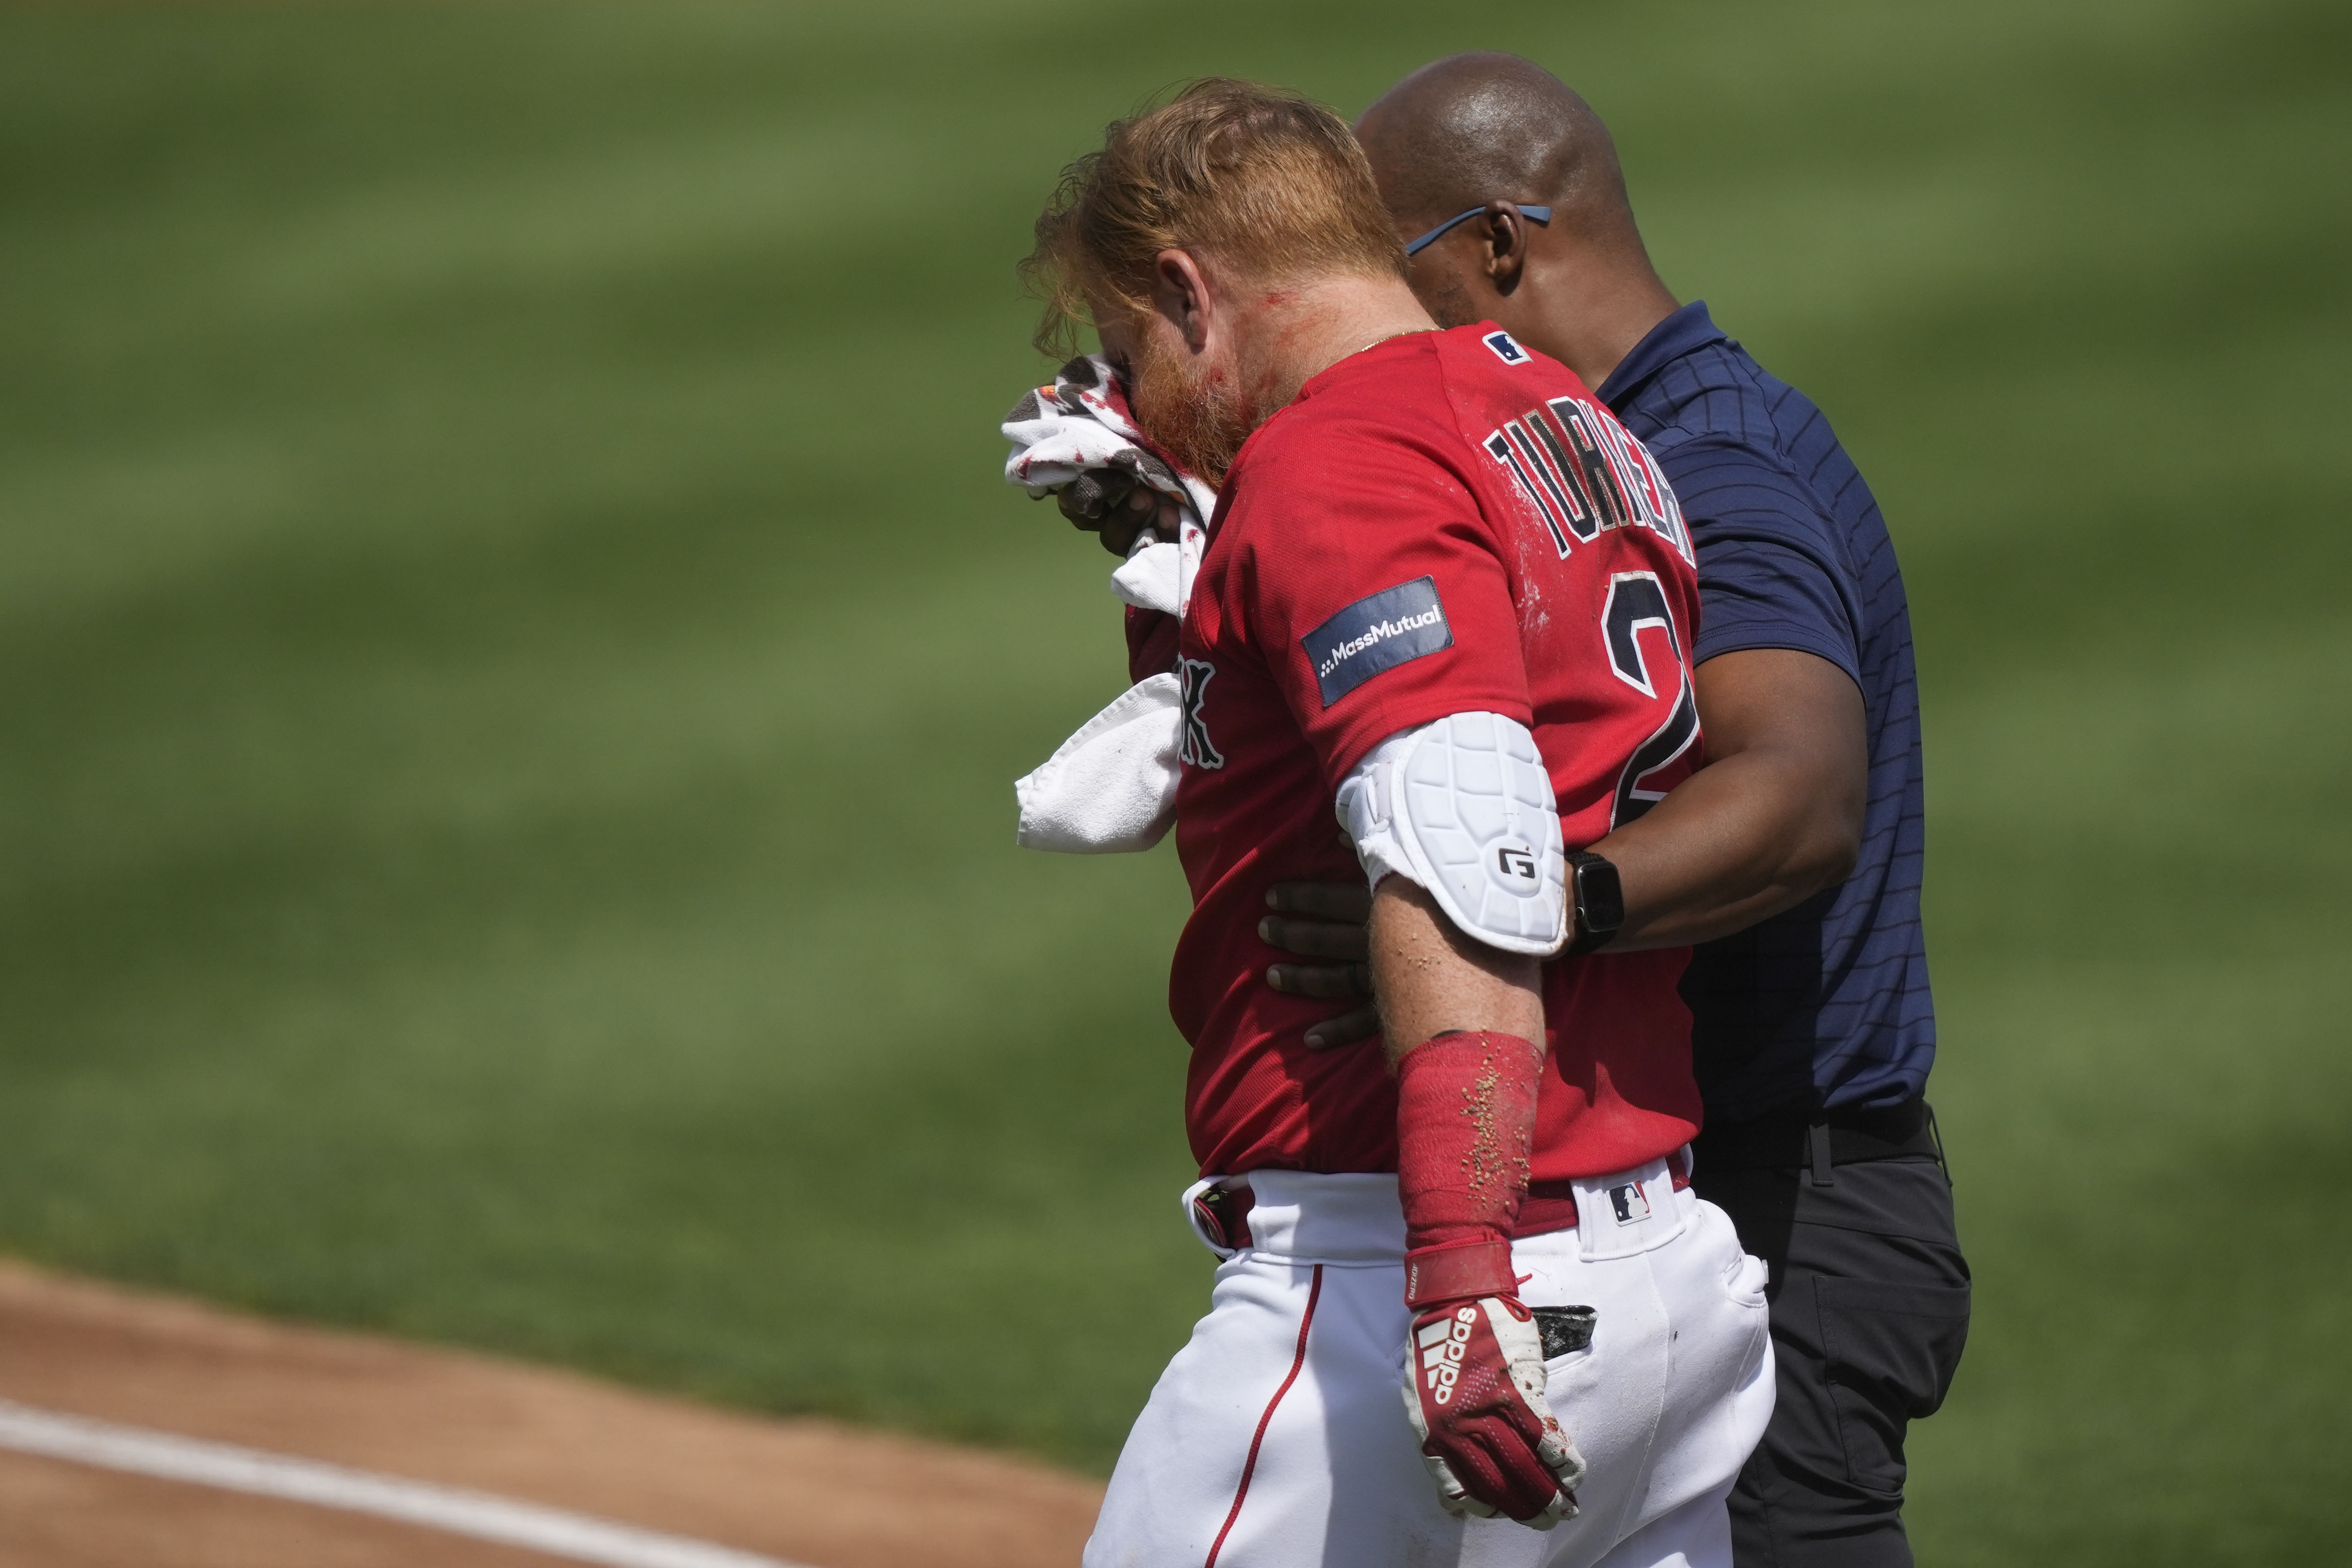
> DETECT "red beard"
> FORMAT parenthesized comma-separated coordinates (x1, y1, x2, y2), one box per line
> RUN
(1126, 327, 1254, 489)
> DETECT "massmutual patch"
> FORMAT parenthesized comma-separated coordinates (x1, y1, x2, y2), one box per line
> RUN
(1302, 576, 1453, 707)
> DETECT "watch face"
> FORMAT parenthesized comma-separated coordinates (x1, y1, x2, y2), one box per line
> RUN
(1577, 859, 1626, 933)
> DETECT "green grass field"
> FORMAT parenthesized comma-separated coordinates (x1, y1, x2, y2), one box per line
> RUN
(2, 1, 2347, 1560)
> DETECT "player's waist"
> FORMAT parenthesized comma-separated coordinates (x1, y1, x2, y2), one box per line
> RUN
(1188, 1153, 1693, 1259)
(1177, 949, 1696, 1062)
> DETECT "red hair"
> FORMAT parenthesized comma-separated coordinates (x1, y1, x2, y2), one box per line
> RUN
(1023, 79, 1409, 357)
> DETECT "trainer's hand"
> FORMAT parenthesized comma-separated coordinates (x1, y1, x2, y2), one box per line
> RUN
(1055, 470, 1173, 557)
(1260, 882, 1378, 1049)
(1403, 1296, 1586, 1529)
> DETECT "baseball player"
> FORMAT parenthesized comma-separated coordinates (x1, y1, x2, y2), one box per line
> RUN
(1203, 55, 1971, 1568)
(1020, 81, 1773, 1567)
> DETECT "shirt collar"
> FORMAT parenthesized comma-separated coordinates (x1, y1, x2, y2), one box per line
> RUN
(1597, 300, 1729, 409)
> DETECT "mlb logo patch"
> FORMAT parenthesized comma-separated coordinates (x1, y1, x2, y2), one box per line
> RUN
(1483, 330, 1530, 365)
(1608, 1181, 1652, 1226)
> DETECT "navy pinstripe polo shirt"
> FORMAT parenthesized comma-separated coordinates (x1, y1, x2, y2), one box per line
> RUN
(1599, 301, 1934, 1123)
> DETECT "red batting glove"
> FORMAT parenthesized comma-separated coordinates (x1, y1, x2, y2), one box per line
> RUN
(1394, 1031, 1585, 1528)
(1403, 1287, 1587, 1526)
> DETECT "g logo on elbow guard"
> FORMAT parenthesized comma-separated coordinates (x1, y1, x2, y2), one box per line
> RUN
(1486, 846, 1543, 884)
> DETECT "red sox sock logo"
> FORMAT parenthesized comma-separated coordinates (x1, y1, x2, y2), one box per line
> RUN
(1178, 657, 1224, 770)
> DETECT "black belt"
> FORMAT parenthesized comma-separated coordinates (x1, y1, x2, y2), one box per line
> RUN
(1691, 1097, 1947, 1186)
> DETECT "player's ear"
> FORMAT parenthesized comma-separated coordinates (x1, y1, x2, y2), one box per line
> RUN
(1480, 201, 1527, 296)
(1152, 249, 1212, 353)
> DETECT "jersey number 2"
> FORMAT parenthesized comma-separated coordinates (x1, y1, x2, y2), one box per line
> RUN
(1602, 572, 1700, 826)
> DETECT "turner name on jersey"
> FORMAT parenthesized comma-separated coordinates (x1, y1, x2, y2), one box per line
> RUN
(1483, 395, 1692, 565)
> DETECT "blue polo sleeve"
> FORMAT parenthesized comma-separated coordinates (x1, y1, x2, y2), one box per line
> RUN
(1653, 435, 1864, 686)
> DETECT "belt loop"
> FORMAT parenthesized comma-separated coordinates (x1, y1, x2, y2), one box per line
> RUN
(1926, 1102, 1954, 1189)
(1807, 1121, 1835, 1187)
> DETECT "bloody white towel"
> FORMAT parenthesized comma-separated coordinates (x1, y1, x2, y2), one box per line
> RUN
(1002, 355, 1210, 618)
(1003, 359, 1217, 852)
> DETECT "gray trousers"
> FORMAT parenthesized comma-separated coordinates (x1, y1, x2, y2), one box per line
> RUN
(1690, 1153, 1970, 1568)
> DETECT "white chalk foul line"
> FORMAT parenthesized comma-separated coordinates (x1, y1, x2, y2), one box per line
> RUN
(0, 1398, 814, 1568)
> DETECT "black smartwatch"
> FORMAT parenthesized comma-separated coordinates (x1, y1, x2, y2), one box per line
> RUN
(1564, 851, 1625, 956)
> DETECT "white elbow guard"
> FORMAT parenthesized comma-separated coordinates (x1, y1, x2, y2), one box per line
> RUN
(1334, 712, 1567, 956)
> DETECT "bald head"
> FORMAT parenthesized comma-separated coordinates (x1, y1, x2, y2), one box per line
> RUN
(1355, 52, 1642, 258)
(1352, 53, 1675, 386)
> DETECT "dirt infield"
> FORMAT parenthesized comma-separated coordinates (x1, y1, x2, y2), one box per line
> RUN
(0, 1260, 1102, 1568)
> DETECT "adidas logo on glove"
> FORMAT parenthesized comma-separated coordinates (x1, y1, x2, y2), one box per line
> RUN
(1417, 1306, 1478, 1406)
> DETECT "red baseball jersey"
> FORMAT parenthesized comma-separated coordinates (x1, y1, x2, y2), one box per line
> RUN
(1171, 323, 1706, 1182)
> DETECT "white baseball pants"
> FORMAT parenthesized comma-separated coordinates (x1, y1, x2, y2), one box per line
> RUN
(1083, 1161, 1775, 1568)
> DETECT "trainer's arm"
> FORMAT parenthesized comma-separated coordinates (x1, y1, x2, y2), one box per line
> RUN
(1368, 879, 1542, 1067)
(1265, 646, 1865, 1040)
(1586, 646, 1866, 951)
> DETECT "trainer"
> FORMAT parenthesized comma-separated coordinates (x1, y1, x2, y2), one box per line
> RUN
(1193, 55, 1968, 1568)
(1347, 55, 1972, 1567)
